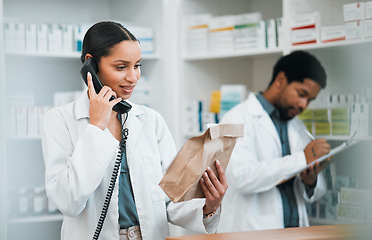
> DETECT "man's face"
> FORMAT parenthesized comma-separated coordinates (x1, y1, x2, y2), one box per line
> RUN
(275, 78, 321, 120)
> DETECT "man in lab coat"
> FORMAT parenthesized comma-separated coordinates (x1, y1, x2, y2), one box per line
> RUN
(218, 51, 330, 232)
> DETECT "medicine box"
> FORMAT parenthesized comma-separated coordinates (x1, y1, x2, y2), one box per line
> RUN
(366, 1, 372, 19)
(345, 20, 364, 39)
(343, 2, 365, 22)
(321, 25, 346, 43)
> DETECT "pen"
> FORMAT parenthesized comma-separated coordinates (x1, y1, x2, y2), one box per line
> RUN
(304, 129, 315, 141)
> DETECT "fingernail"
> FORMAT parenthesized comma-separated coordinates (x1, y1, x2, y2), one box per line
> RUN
(207, 166, 211, 171)
(200, 177, 204, 182)
(216, 160, 220, 165)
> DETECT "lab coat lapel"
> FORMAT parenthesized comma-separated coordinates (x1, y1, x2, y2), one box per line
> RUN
(248, 93, 282, 154)
(123, 103, 143, 166)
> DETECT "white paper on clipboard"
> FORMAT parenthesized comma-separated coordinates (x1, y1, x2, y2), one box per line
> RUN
(281, 140, 356, 182)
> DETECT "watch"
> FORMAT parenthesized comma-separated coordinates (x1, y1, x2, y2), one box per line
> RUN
(203, 211, 215, 219)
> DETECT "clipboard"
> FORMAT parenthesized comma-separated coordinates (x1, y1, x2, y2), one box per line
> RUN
(280, 132, 358, 184)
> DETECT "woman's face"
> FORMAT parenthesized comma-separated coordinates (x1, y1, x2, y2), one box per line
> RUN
(97, 40, 142, 100)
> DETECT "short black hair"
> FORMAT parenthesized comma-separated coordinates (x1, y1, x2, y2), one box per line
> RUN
(80, 21, 137, 63)
(268, 50, 327, 88)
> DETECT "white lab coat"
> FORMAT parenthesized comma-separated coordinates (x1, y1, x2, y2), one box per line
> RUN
(41, 92, 219, 240)
(218, 93, 326, 232)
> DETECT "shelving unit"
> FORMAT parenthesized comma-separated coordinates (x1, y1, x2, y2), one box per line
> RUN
(1, 0, 371, 239)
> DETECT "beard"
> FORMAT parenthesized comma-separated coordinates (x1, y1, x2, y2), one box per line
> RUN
(277, 105, 296, 121)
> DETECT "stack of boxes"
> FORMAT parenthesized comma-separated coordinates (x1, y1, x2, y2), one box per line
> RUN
(298, 91, 371, 138)
(337, 187, 372, 223)
(184, 14, 211, 55)
(344, 2, 366, 40)
(185, 13, 282, 56)
(307, 163, 372, 223)
(232, 13, 265, 51)
(290, 12, 320, 46)
(208, 15, 235, 53)
(3, 19, 154, 54)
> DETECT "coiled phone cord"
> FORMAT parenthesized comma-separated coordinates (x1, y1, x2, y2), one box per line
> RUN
(93, 113, 128, 240)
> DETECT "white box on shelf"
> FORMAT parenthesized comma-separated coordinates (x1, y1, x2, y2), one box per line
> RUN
(359, 103, 370, 137)
(7, 107, 17, 137)
(337, 204, 365, 223)
(74, 24, 90, 52)
(16, 106, 27, 137)
(321, 25, 346, 43)
(276, 17, 283, 48)
(364, 19, 372, 37)
(14, 22, 26, 52)
(186, 13, 212, 29)
(38, 106, 53, 133)
(48, 24, 63, 53)
(345, 20, 364, 39)
(291, 28, 318, 45)
(366, 1, 372, 19)
(343, 2, 366, 22)
(27, 106, 39, 137)
(266, 19, 277, 49)
(290, 12, 320, 30)
(37, 23, 48, 53)
(25, 23, 37, 53)
(62, 24, 74, 53)
(340, 188, 372, 206)
(4, 20, 16, 51)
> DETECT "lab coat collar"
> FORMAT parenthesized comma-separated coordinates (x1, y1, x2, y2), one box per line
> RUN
(75, 91, 90, 120)
(246, 92, 282, 153)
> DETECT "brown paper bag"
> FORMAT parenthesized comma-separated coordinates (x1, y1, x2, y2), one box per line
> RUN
(159, 123, 244, 203)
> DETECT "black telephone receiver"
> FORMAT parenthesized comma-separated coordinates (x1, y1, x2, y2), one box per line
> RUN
(80, 58, 132, 114)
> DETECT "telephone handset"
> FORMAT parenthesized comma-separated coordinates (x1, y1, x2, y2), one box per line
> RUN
(80, 58, 132, 114)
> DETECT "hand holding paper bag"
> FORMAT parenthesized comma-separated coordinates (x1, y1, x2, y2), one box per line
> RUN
(159, 123, 244, 203)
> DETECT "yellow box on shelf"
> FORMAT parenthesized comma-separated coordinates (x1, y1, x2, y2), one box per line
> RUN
(331, 122, 350, 135)
(298, 108, 313, 121)
(314, 122, 331, 135)
(303, 122, 313, 134)
(313, 109, 329, 121)
(331, 108, 350, 121)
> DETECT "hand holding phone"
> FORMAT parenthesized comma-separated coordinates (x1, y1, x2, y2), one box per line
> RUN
(86, 72, 123, 130)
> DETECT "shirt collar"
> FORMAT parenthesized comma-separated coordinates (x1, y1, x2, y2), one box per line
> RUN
(256, 92, 277, 116)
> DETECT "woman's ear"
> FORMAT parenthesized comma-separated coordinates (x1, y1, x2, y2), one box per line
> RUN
(84, 53, 93, 61)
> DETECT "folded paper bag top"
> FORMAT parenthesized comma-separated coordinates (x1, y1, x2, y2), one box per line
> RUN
(159, 123, 244, 203)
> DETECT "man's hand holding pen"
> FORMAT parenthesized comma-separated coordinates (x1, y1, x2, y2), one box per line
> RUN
(301, 130, 331, 185)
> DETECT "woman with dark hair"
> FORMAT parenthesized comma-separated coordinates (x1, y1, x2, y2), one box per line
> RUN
(41, 21, 227, 240)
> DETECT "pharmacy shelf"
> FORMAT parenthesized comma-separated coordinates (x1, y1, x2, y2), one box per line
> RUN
(290, 38, 372, 52)
(183, 48, 282, 61)
(8, 213, 63, 224)
(5, 51, 161, 60)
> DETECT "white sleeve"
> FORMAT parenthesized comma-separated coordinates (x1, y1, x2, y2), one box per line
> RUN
(41, 108, 118, 216)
